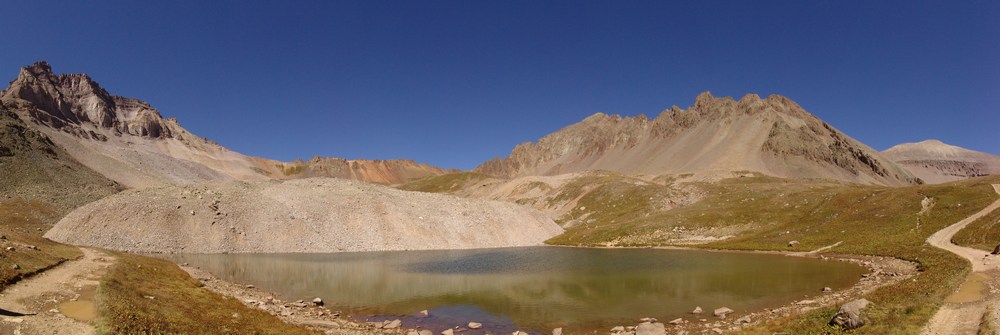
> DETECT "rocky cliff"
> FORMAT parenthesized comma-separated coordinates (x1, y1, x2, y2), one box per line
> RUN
(882, 140, 1000, 184)
(476, 92, 920, 186)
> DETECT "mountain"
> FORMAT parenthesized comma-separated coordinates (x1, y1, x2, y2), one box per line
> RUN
(0, 99, 121, 215)
(476, 92, 920, 186)
(1, 62, 447, 187)
(270, 157, 455, 185)
(882, 140, 1000, 184)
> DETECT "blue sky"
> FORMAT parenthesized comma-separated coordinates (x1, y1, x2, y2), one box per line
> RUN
(1, 1, 997, 169)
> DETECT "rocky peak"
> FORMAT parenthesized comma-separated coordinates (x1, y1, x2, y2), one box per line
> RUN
(1, 61, 174, 140)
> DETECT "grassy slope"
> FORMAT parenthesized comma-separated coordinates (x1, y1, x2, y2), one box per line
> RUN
(0, 200, 83, 290)
(543, 174, 999, 334)
(951, 206, 1000, 252)
(98, 253, 318, 335)
(396, 171, 495, 193)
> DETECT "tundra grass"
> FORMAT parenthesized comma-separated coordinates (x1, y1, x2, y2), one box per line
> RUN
(952, 206, 1000, 253)
(397, 171, 495, 193)
(97, 252, 318, 335)
(0, 199, 83, 290)
(546, 175, 1000, 334)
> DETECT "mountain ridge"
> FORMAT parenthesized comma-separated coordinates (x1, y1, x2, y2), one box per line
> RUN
(476, 91, 920, 186)
(882, 139, 1000, 184)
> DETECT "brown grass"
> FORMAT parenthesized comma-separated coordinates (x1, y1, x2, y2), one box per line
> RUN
(952, 206, 1000, 252)
(0, 199, 82, 290)
(97, 252, 318, 335)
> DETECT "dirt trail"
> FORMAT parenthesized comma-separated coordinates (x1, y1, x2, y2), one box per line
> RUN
(923, 184, 1000, 335)
(0, 248, 115, 335)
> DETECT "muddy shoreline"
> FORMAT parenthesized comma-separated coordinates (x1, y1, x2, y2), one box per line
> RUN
(174, 246, 917, 335)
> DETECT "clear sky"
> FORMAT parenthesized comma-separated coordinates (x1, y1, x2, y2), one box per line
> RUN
(1, 1, 997, 169)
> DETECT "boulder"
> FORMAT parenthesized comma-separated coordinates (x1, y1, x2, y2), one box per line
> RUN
(635, 322, 666, 335)
(829, 298, 871, 330)
(788, 240, 800, 247)
(713, 307, 734, 318)
(468, 322, 482, 329)
(312, 297, 324, 306)
(691, 306, 703, 314)
(552, 328, 562, 335)
(383, 319, 401, 329)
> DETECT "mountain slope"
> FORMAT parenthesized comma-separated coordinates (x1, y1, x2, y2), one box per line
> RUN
(882, 139, 1000, 184)
(1, 62, 448, 187)
(476, 92, 920, 186)
(0, 100, 121, 215)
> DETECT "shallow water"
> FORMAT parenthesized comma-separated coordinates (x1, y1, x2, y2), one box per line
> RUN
(171, 247, 865, 333)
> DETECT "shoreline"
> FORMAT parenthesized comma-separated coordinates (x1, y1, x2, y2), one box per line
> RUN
(172, 245, 917, 334)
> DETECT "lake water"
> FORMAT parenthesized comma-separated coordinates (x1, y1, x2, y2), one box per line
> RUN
(170, 247, 865, 333)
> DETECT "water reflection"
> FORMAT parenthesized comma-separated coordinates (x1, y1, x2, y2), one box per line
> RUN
(171, 247, 864, 332)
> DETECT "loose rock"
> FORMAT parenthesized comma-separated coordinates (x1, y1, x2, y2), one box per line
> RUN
(993, 243, 1000, 255)
(829, 298, 871, 330)
(441, 329, 454, 335)
(735, 315, 751, 324)
(822, 287, 832, 292)
(691, 306, 703, 314)
(312, 297, 323, 306)
(611, 325, 626, 332)
(669, 318, 683, 325)
(635, 322, 666, 335)
(552, 327, 562, 335)
(383, 319, 401, 329)
(788, 240, 800, 247)
(713, 307, 734, 318)
(468, 322, 482, 329)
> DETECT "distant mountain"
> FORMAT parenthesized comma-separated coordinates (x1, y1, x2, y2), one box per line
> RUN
(0, 61, 447, 187)
(476, 92, 920, 186)
(882, 140, 1000, 184)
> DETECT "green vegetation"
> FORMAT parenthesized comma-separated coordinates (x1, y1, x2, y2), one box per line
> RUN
(397, 171, 494, 193)
(97, 252, 318, 335)
(547, 175, 1000, 334)
(952, 206, 1000, 252)
(0, 200, 83, 290)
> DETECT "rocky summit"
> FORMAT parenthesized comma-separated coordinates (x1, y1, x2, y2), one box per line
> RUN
(476, 92, 921, 186)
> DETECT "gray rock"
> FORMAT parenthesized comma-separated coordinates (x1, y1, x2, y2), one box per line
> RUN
(312, 297, 324, 306)
(829, 298, 871, 330)
(468, 322, 482, 329)
(691, 306, 703, 314)
(383, 319, 401, 329)
(788, 240, 800, 247)
(635, 322, 666, 335)
(552, 327, 563, 335)
(713, 307, 734, 318)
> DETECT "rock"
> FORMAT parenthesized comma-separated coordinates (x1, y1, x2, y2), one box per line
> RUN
(611, 325, 626, 332)
(441, 329, 454, 335)
(419, 331, 433, 335)
(669, 318, 683, 325)
(788, 240, 800, 247)
(468, 322, 482, 329)
(419, 309, 429, 316)
(639, 317, 656, 323)
(691, 306, 703, 314)
(383, 319, 401, 329)
(552, 328, 563, 335)
(711, 328, 723, 334)
(734, 316, 751, 324)
(5, 247, 13, 251)
(822, 287, 832, 292)
(635, 322, 666, 335)
(513, 332, 528, 335)
(408, 332, 420, 335)
(245, 284, 254, 289)
(0, 234, 6, 240)
(626, 326, 636, 331)
(190, 210, 196, 215)
(713, 307, 734, 318)
(993, 243, 1000, 255)
(829, 298, 871, 330)
(11, 263, 19, 270)
(312, 297, 323, 306)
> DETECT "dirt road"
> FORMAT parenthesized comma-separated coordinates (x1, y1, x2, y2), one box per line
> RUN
(0, 248, 114, 335)
(923, 184, 1000, 335)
